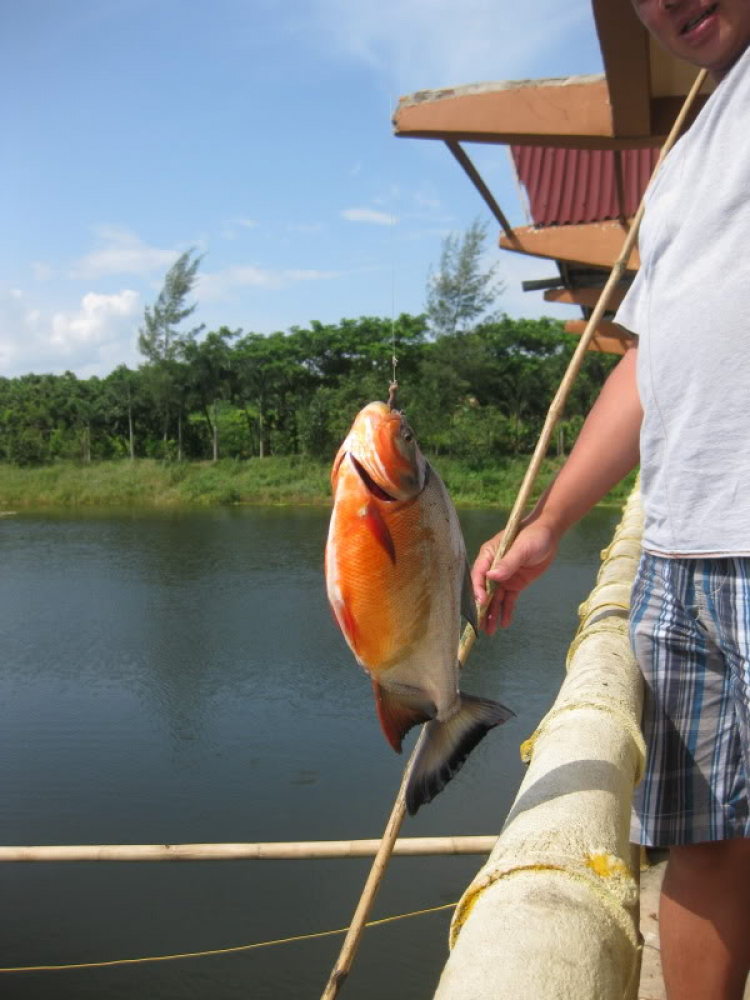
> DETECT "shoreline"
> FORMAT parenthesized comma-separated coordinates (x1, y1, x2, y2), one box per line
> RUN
(0, 458, 638, 512)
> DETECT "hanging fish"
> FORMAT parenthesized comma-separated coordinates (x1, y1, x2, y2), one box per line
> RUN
(325, 401, 513, 814)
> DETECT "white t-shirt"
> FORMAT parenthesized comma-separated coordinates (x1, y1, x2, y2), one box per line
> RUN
(615, 44, 750, 556)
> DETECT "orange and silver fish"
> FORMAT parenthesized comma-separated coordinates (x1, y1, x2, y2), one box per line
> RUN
(325, 401, 513, 814)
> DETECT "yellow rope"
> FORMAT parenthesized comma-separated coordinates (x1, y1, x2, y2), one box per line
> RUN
(0, 901, 457, 974)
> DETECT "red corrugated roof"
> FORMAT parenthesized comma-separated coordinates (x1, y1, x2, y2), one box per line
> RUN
(511, 146, 660, 227)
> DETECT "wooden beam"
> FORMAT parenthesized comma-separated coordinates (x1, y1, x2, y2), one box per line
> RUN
(591, 0, 652, 137)
(393, 15, 713, 150)
(544, 286, 627, 310)
(392, 97, 708, 150)
(446, 140, 518, 244)
(499, 220, 641, 271)
(565, 319, 634, 356)
(394, 77, 617, 145)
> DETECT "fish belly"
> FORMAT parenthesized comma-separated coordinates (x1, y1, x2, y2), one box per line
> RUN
(326, 459, 459, 699)
(380, 470, 465, 711)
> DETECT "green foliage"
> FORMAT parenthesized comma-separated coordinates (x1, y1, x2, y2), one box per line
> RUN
(137, 248, 206, 455)
(138, 249, 205, 363)
(0, 458, 637, 510)
(0, 310, 623, 486)
(426, 218, 504, 337)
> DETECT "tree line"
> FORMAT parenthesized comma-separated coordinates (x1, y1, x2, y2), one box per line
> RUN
(1, 233, 617, 466)
(0, 312, 618, 466)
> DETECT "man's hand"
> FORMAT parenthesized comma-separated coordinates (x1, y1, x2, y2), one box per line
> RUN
(471, 344, 641, 635)
(472, 519, 560, 634)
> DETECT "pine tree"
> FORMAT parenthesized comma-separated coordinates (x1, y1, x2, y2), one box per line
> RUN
(138, 249, 205, 363)
(426, 218, 504, 337)
(138, 249, 205, 452)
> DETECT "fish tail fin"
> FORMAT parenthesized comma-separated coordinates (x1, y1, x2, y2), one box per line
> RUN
(406, 694, 514, 815)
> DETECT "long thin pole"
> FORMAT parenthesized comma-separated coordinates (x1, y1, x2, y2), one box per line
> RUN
(320, 730, 426, 999)
(447, 140, 519, 244)
(458, 67, 708, 664)
(0, 835, 496, 864)
(322, 68, 707, 1000)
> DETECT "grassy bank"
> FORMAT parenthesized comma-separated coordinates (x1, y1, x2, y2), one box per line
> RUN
(0, 457, 638, 510)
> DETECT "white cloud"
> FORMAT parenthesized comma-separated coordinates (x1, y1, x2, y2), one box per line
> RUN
(0, 287, 141, 376)
(50, 290, 140, 348)
(70, 226, 180, 279)
(341, 207, 397, 225)
(311, 0, 597, 92)
(197, 264, 343, 300)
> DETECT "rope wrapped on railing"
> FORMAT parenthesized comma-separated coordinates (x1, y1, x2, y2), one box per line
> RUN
(433, 487, 646, 1000)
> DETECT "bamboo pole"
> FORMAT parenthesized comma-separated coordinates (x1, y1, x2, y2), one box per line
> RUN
(0, 835, 496, 864)
(322, 68, 707, 1000)
(321, 730, 426, 999)
(458, 66, 708, 666)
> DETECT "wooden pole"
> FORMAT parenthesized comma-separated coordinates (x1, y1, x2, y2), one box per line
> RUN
(447, 140, 520, 245)
(320, 730, 426, 999)
(458, 67, 708, 666)
(0, 835, 496, 864)
(322, 67, 707, 1000)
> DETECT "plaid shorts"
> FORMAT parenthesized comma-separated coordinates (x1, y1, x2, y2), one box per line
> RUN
(629, 552, 750, 846)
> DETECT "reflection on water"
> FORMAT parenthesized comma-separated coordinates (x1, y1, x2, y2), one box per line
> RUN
(0, 504, 621, 999)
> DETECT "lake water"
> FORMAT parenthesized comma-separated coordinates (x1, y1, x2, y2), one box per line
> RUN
(0, 503, 622, 999)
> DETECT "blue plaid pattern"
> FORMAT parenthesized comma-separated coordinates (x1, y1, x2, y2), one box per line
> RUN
(630, 553, 750, 846)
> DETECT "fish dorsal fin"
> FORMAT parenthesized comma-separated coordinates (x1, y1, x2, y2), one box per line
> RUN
(372, 682, 435, 753)
(461, 558, 479, 635)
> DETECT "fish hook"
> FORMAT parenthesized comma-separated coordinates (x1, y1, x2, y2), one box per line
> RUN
(387, 379, 398, 411)
(388, 355, 398, 410)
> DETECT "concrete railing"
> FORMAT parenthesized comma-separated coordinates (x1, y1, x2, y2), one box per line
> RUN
(434, 487, 646, 1000)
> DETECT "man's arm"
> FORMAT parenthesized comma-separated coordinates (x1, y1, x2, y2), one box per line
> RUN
(472, 342, 642, 633)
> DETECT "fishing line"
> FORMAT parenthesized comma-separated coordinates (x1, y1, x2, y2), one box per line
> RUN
(0, 902, 457, 974)
(387, 49, 399, 410)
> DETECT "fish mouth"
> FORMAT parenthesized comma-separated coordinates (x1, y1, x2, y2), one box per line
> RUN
(351, 455, 397, 501)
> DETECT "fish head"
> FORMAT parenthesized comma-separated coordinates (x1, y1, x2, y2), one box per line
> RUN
(332, 401, 426, 501)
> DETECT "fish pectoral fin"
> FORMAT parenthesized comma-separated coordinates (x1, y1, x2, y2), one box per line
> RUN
(461, 557, 479, 635)
(406, 694, 515, 815)
(362, 501, 396, 564)
(373, 682, 435, 754)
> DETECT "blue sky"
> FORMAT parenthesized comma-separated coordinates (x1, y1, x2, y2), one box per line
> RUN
(2, 0, 604, 379)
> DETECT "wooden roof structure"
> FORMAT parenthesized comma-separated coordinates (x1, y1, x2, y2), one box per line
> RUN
(392, 0, 714, 353)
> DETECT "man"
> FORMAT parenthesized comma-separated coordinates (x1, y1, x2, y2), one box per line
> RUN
(471, 2, 750, 997)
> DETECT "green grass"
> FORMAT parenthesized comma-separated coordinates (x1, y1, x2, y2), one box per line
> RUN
(434, 456, 637, 508)
(0, 457, 638, 511)
(0, 458, 330, 509)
